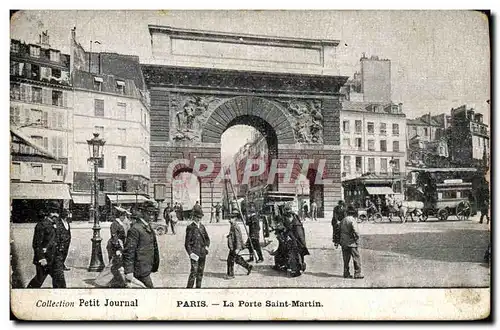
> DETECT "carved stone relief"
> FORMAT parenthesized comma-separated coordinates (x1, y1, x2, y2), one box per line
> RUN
(275, 99, 323, 143)
(170, 94, 225, 142)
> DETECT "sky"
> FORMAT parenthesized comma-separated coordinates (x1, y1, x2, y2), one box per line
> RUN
(9, 10, 491, 161)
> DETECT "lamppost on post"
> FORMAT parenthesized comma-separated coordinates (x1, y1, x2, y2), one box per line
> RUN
(87, 133, 105, 272)
(389, 157, 397, 193)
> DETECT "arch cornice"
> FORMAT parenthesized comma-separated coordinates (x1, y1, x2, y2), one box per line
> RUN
(201, 96, 296, 144)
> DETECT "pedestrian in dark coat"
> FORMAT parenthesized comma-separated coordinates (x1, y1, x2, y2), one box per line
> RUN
(178, 203, 184, 221)
(339, 206, 364, 279)
(163, 203, 176, 234)
(284, 205, 309, 276)
(123, 201, 160, 288)
(185, 207, 210, 288)
(56, 209, 71, 271)
(27, 210, 66, 288)
(226, 213, 252, 278)
(246, 205, 263, 263)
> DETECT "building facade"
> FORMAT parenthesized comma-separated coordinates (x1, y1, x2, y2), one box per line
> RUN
(448, 105, 489, 168)
(10, 33, 74, 222)
(340, 56, 407, 200)
(69, 29, 151, 220)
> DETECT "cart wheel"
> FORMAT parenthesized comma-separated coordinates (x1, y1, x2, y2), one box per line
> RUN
(373, 213, 383, 223)
(357, 214, 367, 223)
(456, 201, 471, 221)
(438, 208, 449, 221)
(421, 211, 428, 222)
(155, 226, 166, 235)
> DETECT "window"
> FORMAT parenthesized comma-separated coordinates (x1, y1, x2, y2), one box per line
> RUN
(94, 78, 103, 91)
(368, 158, 375, 173)
(355, 157, 363, 174)
(393, 181, 402, 193)
(367, 122, 374, 134)
(30, 45, 40, 57)
(342, 120, 350, 133)
(355, 120, 362, 134)
(11, 162, 21, 180)
(380, 158, 388, 173)
(380, 140, 387, 152)
(30, 109, 42, 125)
(31, 64, 40, 80)
(52, 166, 63, 181)
(97, 157, 104, 168)
(368, 139, 375, 151)
(94, 126, 104, 138)
(393, 159, 400, 174)
(117, 103, 127, 120)
(52, 68, 61, 79)
(31, 164, 43, 179)
(343, 156, 351, 175)
(51, 136, 65, 158)
(116, 81, 125, 94)
(10, 106, 21, 125)
(443, 191, 457, 199)
(118, 156, 127, 170)
(342, 138, 350, 147)
(94, 99, 104, 117)
(31, 135, 48, 150)
(117, 180, 127, 192)
(392, 124, 400, 136)
(10, 41, 19, 53)
(118, 128, 127, 142)
(393, 141, 400, 152)
(49, 50, 60, 62)
(424, 127, 429, 136)
(10, 83, 20, 100)
(52, 91, 63, 106)
(380, 123, 387, 135)
(411, 127, 417, 136)
(10, 61, 20, 76)
(98, 179, 105, 191)
(355, 138, 362, 150)
(32, 87, 42, 103)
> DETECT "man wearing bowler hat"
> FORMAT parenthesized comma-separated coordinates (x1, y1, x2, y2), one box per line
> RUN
(185, 206, 210, 288)
(123, 200, 160, 288)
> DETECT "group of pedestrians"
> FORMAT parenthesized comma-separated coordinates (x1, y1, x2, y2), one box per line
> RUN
(26, 203, 71, 288)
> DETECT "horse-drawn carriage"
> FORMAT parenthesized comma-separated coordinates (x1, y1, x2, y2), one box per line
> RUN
(420, 180, 473, 221)
(405, 168, 476, 222)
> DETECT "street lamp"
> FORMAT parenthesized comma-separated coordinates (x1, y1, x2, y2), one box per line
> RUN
(389, 157, 397, 193)
(87, 133, 105, 272)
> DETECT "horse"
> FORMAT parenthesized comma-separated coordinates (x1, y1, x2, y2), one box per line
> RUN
(396, 200, 425, 223)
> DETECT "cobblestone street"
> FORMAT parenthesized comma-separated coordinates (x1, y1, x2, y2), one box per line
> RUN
(11, 216, 490, 288)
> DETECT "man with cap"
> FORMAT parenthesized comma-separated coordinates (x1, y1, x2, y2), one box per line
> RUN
(27, 203, 66, 288)
(226, 211, 252, 279)
(185, 206, 211, 288)
(123, 200, 160, 288)
(338, 206, 364, 279)
(245, 204, 264, 263)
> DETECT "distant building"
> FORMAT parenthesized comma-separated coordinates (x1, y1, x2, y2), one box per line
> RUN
(10, 33, 73, 222)
(340, 56, 406, 200)
(69, 28, 151, 220)
(406, 113, 450, 167)
(447, 105, 489, 168)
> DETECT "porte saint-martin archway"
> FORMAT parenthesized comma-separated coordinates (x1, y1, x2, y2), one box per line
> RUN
(142, 25, 348, 219)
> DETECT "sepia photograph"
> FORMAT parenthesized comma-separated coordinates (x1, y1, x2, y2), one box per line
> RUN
(8, 9, 491, 320)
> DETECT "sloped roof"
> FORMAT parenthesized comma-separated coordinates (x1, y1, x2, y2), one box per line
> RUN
(10, 127, 57, 159)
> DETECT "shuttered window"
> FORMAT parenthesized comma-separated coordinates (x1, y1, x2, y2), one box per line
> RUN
(94, 99, 104, 117)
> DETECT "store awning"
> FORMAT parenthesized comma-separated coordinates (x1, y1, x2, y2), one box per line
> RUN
(11, 182, 71, 200)
(107, 194, 151, 204)
(365, 186, 395, 195)
(71, 194, 105, 206)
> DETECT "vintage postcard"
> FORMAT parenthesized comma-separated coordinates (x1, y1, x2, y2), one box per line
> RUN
(9, 9, 490, 320)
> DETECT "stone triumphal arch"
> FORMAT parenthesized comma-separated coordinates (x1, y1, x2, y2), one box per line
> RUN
(142, 25, 348, 219)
